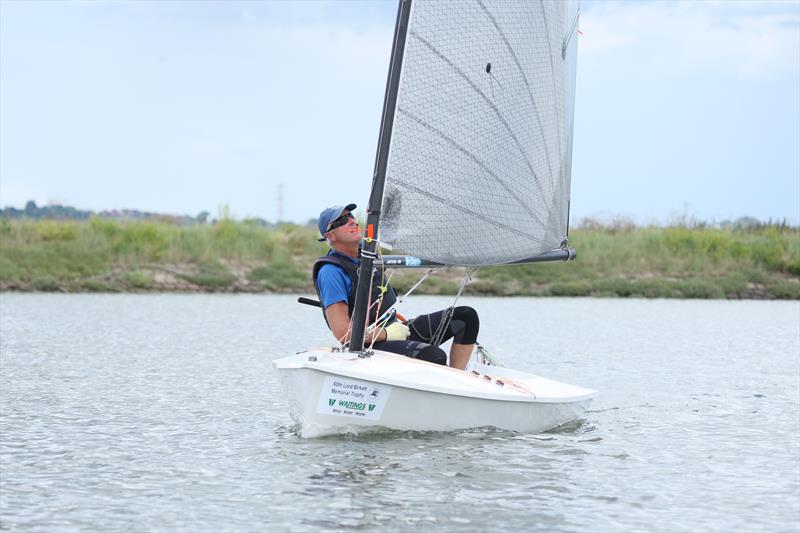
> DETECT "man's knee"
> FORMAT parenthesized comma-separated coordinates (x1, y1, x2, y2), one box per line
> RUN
(454, 305, 478, 323)
(410, 343, 447, 366)
(453, 306, 479, 344)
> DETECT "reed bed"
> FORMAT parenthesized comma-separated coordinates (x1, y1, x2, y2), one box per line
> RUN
(1, 218, 797, 299)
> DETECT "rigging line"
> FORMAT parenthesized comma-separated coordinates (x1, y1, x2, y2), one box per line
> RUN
(503, 377, 537, 397)
(352, 263, 386, 351)
(365, 297, 388, 352)
(408, 31, 552, 216)
(423, 276, 459, 347)
(561, 6, 580, 59)
(430, 268, 475, 348)
(429, 307, 453, 349)
(342, 296, 382, 349)
(366, 246, 389, 352)
(366, 245, 404, 351)
(367, 256, 441, 334)
(338, 321, 352, 349)
(475, 0, 557, 191)
(372, 266, 439, 329)
(344, 238, 394, 351)
(476, 342, 503, 367)
(388, 176, 551, 250)
(398, 108, 549, 231)
(397, 268, 437, 302)
(367, 312, 389, 352)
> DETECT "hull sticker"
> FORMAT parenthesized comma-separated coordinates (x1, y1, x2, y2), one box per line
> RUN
(316, 376, 392, 420)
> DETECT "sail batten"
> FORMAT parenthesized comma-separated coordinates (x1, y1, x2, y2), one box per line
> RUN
(380, 0, 579, 267)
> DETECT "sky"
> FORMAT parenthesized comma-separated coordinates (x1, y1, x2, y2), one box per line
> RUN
(0, 0, 798, 225)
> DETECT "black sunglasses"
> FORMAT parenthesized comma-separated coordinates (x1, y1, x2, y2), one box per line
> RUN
(326, 213, 354, 232)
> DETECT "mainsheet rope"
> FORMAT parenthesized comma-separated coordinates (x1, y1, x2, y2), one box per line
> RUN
(365, 245, 442, 352)
(427, 267, 476, 348)
(341, 238, 483, 365)
(360, 238, 479, 356)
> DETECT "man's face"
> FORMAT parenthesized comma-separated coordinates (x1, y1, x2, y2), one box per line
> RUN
(326, 211, 360, 244)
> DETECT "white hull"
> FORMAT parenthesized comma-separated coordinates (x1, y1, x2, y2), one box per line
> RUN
(273, 349, 594, 438)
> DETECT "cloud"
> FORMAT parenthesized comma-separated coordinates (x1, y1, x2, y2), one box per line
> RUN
(580, 0, 800, 80)
(0, 1, 395, 218)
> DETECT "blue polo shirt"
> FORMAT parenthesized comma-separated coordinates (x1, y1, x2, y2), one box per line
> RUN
(317, 253, 359, 309)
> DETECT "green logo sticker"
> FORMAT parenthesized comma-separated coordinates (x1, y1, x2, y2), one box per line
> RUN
(316, 376, 392, 421)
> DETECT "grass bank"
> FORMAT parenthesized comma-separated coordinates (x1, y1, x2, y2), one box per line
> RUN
(0, 218, 797, 299)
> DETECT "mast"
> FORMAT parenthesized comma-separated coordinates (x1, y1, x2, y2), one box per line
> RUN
(350, 0, 413, 353)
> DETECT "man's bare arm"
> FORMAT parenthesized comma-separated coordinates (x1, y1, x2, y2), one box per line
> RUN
(325, 302, 386, 345)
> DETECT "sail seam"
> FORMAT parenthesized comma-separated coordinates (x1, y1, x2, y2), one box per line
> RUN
(408, 30, 551, 223)
(475, 0, 556, 194)
(398, 107, 548, 231)
(388, 175, 550, 249)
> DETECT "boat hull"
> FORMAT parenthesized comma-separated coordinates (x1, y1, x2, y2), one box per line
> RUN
(274, 349, 594, 438)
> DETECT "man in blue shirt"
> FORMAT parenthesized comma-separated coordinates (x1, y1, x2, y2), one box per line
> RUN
(312, 203, 479, 369)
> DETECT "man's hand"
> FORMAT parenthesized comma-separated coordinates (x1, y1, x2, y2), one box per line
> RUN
(384, 322, 410, 341)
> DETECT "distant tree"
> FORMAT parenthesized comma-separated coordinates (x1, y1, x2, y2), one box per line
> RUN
(0, 207, 22, 219)
(24, 200, 38, 218)
(196, 211, 210, 224)
(734, 216, 761, 231)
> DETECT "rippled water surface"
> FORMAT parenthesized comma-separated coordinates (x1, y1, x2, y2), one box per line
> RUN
(1, 294, 798, 532)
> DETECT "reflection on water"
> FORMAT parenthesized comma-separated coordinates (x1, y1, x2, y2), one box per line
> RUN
(1, 294, 798, 532)
(273, 422, 619, 531)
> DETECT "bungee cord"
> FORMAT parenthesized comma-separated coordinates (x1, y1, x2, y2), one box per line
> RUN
(475, 342, 503, 366)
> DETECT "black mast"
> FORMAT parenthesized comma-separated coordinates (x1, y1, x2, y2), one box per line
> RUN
(349, 0, 413, 353)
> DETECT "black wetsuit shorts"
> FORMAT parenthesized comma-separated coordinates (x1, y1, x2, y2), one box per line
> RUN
(371, 306, 479, 366)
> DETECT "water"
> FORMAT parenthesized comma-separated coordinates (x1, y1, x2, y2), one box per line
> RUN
(1, 294, 798, 532)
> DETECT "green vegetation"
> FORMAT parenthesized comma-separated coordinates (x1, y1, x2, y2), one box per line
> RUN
(474, 225, 800, 299)
(0, 218, 797, 299)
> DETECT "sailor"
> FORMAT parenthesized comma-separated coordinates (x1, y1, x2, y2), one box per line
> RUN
(313, 203, 479, 370)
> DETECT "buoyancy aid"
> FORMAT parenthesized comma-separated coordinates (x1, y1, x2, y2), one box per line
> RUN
(312, 251, 398, 330)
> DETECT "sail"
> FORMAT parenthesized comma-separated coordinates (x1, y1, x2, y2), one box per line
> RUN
(379, 0, 580, 266)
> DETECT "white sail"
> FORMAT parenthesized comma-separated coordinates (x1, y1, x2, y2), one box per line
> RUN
(380, 0, 580, 266)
